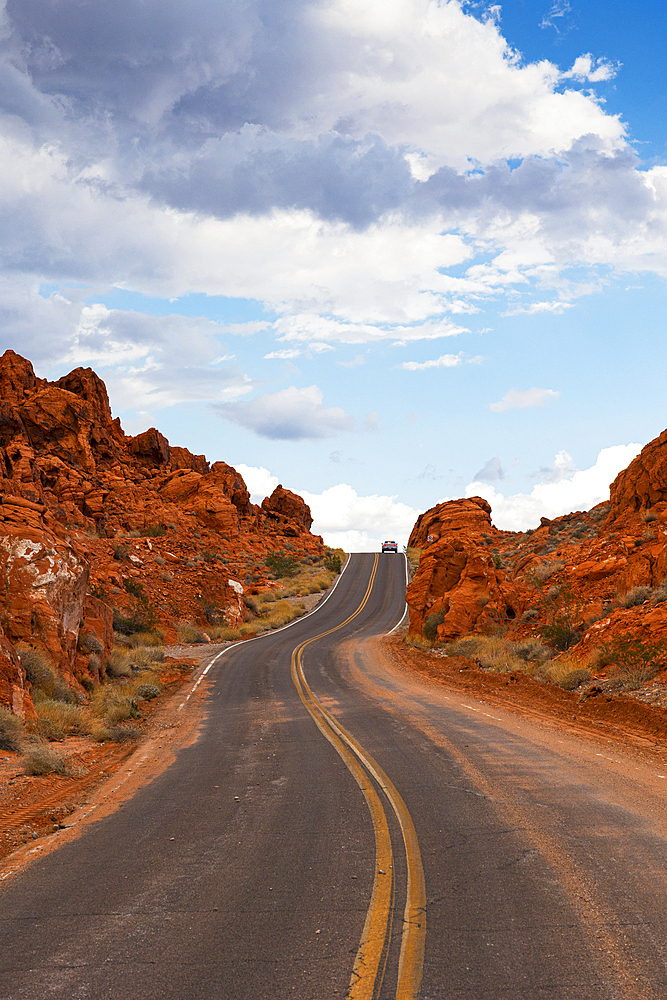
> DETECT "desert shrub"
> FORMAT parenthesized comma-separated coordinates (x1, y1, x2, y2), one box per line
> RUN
(275, 600, 306, 626)
(651, 582, 667, 605)
(177, 621, 209, 643)
(94, 724, 141, 743)
(642, 510, 658, 523)
(134, 683, 161, 701)
(0, 705, 24, 751)
(555, 666, 592, 690)
(323, 549, 343, 574)
(593, 634, 667, 690)
(78, 632, 104, 655)
(259, 590, 277, 603)
(423, 610, 445, 641)
(207, 625, 243, 641)
(589, 504, 610, 521)
(113, 580, 158, 635)
(90, 686, 140, 724)
(87, 653, 102, 677)
(513, 638, 551, 663)
(445, 636, 486, 658)
(106, 649, 134, 678)
(492, 553, 502, 569)
(532, 560, 565, 582)
(521, 607, 540, 621)
(444, 635, 522, 673)
(617, 585, 653, 609)
(529, 582, 582, 651)
(22, 745, 70, 776)
(541, 620, 581, 651)
(112, 543, 129, 560)
(404, 633, 433, 651)
(142, 525, 166, 537)
(126, 631, 164, 648)
(265, 552, 300, 578)
(35, 699, 91, 740)
(17, 646, 76, 704)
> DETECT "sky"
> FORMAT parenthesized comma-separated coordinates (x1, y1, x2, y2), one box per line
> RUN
(1, 0, 665, 550)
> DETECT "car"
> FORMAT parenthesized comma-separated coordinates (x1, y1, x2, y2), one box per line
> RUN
(381, 540, 398, 553)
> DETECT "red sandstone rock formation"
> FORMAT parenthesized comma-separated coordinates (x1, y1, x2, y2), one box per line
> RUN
(407, 427, 667, 654)
(0, 350, 323, 712)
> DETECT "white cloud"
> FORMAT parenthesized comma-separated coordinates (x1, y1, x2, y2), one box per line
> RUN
(473, 457, 505, 483)
(264, 349, 302, 359)
(561, 55, 619, 84)
(299, 483, 420, 552)
(502, 300, 574, 317)
(465, 443, 642, 531)
(216, 384, 355, 440)
(399, 350, 482, 370)
(0, 0, 666, 378)
(234, 465, 280, 504)
(490, 387, 560, 412)
(530, 449, 578, 484)
(340, 353, 365, 367)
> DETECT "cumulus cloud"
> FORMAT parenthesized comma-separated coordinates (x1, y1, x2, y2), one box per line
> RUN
(401, 352, 463, 371)
(561, 55, 619, 83)
(215, 384, 355, 440)
(234, 465, 280, 505)
(472, 457, 506, 483)
(0, 0, 666, 371)
(490, 387, 560, 412)
(298, 483, 420, 552)
(264, 349, 302, 360)
(530, 449, 578, 484)
(502, 300, 574, 317)
(465, 443, 642, 531)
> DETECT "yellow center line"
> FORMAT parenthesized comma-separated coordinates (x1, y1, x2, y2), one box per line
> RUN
(290, 554, 426, 1000)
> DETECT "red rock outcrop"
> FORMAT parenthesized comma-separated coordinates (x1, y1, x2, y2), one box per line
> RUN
(261, 485, 314, 537)
(406, 497, 513, 640)
(407, 426, 667, 654)
(0, 350, 324, 713)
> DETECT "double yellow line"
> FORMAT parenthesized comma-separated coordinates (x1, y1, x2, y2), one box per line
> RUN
(290, 554, 426, 999)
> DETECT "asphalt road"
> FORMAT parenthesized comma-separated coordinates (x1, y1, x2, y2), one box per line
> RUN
(2, 552, 667, 1000)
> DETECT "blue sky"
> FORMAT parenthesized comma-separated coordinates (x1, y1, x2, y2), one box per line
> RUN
(1, 0, 665, 548)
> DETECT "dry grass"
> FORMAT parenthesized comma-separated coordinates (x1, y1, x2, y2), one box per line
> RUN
(442, 634, 592, 689)
(617, 585, 653, 609)
(539, 659, 592, 690)
(16, 645, 76, 703)
(532, 560, 565, 582)
(124, 630, 164, 648)
(34, 699, 92, 740)
(0, 705, 24, 751)
(22, 745, 71, 776)
(176, 621, 209, 643)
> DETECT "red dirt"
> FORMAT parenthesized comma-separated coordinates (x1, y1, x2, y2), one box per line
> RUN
(383, 633, 667, 750)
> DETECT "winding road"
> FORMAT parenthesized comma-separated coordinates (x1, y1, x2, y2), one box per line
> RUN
(2, 553, 667, 999)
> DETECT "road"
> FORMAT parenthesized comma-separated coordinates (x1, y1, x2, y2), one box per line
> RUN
(2, 552, 667, 999)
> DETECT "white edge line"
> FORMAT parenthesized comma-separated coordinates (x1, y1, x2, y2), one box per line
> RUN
(386, 553, 409, 635)
(178, 552, 354, 708)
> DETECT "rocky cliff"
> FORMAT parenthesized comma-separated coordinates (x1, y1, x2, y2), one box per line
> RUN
(0, 350, 323, 716)
(406, 428, 667, 657)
